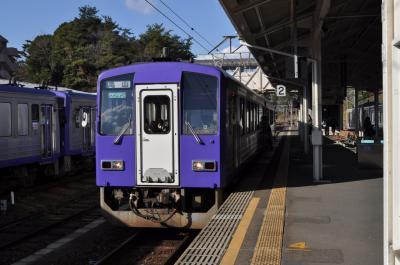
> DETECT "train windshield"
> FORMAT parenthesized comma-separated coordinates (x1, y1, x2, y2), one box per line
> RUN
(182, 72, 218, 135)
(100, 74, 134, 135)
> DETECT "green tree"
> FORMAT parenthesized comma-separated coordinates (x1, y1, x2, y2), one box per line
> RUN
(23, 35, 53, 83)
(139, 24, 193, 60)
(22, 6, 193, 91)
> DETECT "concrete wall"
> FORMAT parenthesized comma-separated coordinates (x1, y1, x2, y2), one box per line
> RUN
(383, 0, 400, 264)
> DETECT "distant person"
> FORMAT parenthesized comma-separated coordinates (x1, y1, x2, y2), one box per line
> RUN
(261, 115, 273, 150)
(363, 117, 374, 139)
(307, 114, 313, 135)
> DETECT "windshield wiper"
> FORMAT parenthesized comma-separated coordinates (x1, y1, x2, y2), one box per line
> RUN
(185, 121, 203, 145)
(113, 117, 131, 145)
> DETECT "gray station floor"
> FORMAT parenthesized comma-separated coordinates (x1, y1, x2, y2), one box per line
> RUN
(281, 136, 382, 265)
(231, 132, 382, 265)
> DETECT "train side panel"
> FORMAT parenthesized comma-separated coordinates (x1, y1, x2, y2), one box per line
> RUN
(0, 86, 60, 169)
(67, 94, 97, 155)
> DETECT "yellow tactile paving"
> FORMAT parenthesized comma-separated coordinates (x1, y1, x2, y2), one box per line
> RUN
(251, 140, 290, 265)
(220, 197, 260, 265)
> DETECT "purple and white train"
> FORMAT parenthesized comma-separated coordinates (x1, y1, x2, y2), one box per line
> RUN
(96, 62, 273, 228)
(0, 83, 96, 185)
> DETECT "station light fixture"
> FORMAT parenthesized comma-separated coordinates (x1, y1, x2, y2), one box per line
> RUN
(101, 160, 125, 171)
(192, 160, 217, 172)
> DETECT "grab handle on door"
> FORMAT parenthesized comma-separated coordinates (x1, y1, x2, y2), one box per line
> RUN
(143, 138, 150, 142)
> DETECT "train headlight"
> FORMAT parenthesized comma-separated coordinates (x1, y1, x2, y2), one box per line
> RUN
(101, 160, 125, 171)
(192, 160, 217, 172)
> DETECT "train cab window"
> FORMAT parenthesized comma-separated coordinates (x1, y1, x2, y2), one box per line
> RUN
(0, 103, 11, 137)
(143, 96, 170, 134)
(182, 72, 218, 135)
(18, 104, 29, 136)
(100, 74, 134, 136)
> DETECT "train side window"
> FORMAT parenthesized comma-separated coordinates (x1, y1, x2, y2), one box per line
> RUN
(228, 92, 234, 135)
(256, 105, 260, 129)
(0, 103, 11, 137)
(251, 103, 256, 132)
(143, 96, 170, 134)
(246, 101, 250, 133)
(260, 106, 263, 127)
(250, 103, 253, 132)
(18, 104, 29, 136)
(31, 104, 39, 122)
(240, 98, 245, 135)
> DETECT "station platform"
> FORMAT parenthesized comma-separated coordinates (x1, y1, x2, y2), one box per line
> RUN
(177, 130, 382, 265)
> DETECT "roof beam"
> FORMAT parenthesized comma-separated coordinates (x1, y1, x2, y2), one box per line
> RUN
(231, 0, 272, 15)
(312, 0, 331, 42)
(253, 13, 313, 40)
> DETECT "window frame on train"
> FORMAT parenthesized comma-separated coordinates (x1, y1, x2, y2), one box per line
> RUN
(181, 71, 218, 135)
(17, 103, 29, 136)
(143, 95, 171, 135)
(99, 73, 135, 136)
(0, 102, 12, 137)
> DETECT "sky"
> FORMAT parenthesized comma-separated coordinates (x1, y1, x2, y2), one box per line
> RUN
(0, 0, 243, 56)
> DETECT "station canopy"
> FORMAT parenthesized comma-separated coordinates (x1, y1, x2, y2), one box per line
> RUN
(219, 0, 382, 103)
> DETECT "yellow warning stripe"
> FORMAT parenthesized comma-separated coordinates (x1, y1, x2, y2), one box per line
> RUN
(220, 197, 260, 265)
(251, 140, 289, 265)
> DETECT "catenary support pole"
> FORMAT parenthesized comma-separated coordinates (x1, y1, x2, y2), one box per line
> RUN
(311, 58, 323, 181)
(303, 85, 309, 154)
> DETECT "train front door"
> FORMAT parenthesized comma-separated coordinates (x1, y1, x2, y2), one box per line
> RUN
(135, 84, 179, 186)
(40, 104, 53, 158)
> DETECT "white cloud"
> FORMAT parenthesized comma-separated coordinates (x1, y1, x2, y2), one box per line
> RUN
(125, 0, 153, 14)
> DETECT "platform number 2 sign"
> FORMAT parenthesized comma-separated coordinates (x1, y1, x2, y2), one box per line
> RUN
(276, 85, 286, 97)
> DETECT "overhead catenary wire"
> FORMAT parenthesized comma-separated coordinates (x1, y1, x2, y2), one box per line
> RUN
(157, 0, 215, 48)
(144, 0, 210, 53)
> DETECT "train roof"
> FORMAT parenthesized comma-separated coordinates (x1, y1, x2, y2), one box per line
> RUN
(53, 90, 96, 101)
(99, 62, 221, 81)
(0, 79, 96, 99)
(99, 62, 265, 101)
(0, 83, 56, 97)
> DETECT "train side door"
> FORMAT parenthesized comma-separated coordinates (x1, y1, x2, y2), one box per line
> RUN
(90, 107, 96, 149)
(135, 84, 179, 186)
(81, 106, 93, 152)
(40, 104, 53, 158)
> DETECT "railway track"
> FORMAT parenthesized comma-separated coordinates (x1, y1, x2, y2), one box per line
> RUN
(0, 172, 95, 228)
(94, 229, 196, 265)
(0, 173, 99, 265)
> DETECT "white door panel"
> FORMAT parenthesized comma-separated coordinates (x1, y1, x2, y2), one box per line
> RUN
(135, 84, 179, 186)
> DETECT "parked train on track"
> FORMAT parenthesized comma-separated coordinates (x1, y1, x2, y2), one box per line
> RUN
(97, 62, 274, 228)
(0, 82, 96, 186)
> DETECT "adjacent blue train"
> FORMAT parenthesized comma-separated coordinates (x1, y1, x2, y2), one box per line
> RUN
(0, 83, 96, 185)
(96, 62, 274, 228)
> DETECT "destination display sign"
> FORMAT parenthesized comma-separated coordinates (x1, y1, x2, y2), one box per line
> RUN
(106, 80, 131, 89)
(108, 92, 127, 99)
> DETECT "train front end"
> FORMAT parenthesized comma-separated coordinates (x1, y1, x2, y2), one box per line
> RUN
(96, 63, 223, 228)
